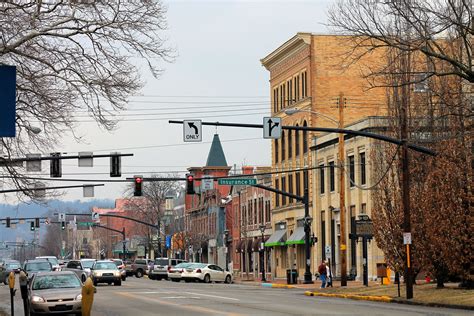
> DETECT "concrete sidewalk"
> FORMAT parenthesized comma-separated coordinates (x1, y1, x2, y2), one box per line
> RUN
(234, 276, 378, 289)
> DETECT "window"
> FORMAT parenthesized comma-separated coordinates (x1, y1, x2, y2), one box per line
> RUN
(350, 206, 356, 270)
(259, 197, 264, 225)
(275, 179, 280, 207)
(242, 205, 247, 224)
(265, 200, 271, 223)
(273, 88, 277, 113)
(248, 201, 253, 225)
(289, 79, 293, 104)
(349, 155, 355, 188)
(321, 211, 326, 260)
(288, 129, 293, 159)
(281, 131, 286, 161)
(329, 161, 335, 192)
(295, 172, 301, 197)
(281, 176, 287, 205)
(280, 85, 284, 109)
(319, 164, 325, 194)
(274, 139, 279, 163)
(303, 71, 308, 97)
(295, 125, 300, 156)
(303, 121, 308, 154)
(361, 203, 367, 214)
(413, 73, 429, 92)
(288, 174, 294, 203)
(254, 199, 258, 225)
(286, 81, 290, 106)
(359, 152, 366, 185)
(295, 75, 300, 101)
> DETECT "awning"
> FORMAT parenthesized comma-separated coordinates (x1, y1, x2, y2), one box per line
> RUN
(112, 249, 136, 254)
(235, 240, 243, 253)
(286, 227, 305, 245)
(265, 230, 286, 247)
(246, 239, 253, 253)
(252, 238, 262, 252)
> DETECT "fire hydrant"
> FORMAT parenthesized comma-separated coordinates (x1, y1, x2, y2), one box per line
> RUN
(81, 277, 95, 316)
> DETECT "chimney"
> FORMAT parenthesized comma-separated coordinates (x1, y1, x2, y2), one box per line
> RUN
(242, 166, 254, 175)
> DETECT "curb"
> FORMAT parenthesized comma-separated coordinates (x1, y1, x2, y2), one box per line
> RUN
(262, 283, 296, 289)
(304, 291, 474, 311)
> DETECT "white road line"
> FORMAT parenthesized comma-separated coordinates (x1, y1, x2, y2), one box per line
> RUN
(183, 292, 240, 301)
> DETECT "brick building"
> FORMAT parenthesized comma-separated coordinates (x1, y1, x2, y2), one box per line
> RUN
(260, 33, 386, 281)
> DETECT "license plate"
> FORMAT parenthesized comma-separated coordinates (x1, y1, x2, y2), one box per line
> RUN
(103, 273, 113, 276)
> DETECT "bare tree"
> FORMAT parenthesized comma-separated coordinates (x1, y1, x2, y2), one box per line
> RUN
(0, 0, 171, 196)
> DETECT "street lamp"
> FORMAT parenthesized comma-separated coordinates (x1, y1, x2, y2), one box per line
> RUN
(259, 224, 266, 282)
(303, 215, 313, 284)
(223, 229, 229, 271)
(285, 98, 349, 286)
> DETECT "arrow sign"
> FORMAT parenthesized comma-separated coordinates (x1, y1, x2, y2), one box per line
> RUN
(183, 120, 202, 142)
(263, 117, 282, 139)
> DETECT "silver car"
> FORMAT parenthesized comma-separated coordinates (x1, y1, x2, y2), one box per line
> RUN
(181, 263, 232, 284)
(91, 260, 122, 286)
(167, 262, 196, 282)
(63, 259, 94, 283)
(35, 256, 61, 271)
(149, 258, 186, 280)
(28, 271, 82, 315)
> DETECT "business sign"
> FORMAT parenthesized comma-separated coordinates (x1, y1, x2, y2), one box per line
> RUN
(0, 66, 16, 137)
(165, 235, 172, 248)
(201, 177, 214, 191)
(217, 178, 257, 186)
(355, 220, 374, 237)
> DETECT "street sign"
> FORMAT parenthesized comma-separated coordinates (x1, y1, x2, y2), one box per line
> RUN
(217, 178, 257, 186)
(325, 245, 331, 257)
(78, 151, 93, 167)
(0, 65, 16, 137)
(201, 177, 214, 191)
(92, 212, 100, 222)
(263, 117, 282, 139)
(355, 220, 374, 237)
(58, 213, 66, 222)
(183, 120, 202, 142)
(78, 222, 95, 227)
(26, 154, 42, 172)
(403, 232, 412, 245)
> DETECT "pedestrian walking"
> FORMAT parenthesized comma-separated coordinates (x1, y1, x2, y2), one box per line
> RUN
(318, 260, 327, 288)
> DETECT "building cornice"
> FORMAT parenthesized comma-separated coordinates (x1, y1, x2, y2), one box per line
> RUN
(260, 32, 312, 70)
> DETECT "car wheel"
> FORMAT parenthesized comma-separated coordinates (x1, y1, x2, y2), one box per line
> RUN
(171, 279, 179, 282)
(136, 270, 144, 278)
(225, 275, 232, 284)
(203, 274, 211, 283)
(114, 280, 122, 286)
(122, 276, 126, 281)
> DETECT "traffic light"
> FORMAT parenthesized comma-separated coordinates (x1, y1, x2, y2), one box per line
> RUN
(6, 217, 10, 228)
(110, 154, 121, 177)
(61, 221, 66, 230)
(35, 218, 40, 228)
(134, 176, 143, 196)
(30, 222, 35, 231)
(50, 152, 62, 177)
(186, 174, 195, 195)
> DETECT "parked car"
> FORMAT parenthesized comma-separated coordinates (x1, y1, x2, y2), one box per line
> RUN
(167, 262, 196, 282)
(110, 259, 127, 281)
(91, 260, 121, 286)
(130, 258, 153, 278)
(149, 258, 187, 280)
(23, 260, 53, 281)
(35, 256, 61, 271)
(28, 271, 82, 315)
(123, 260, 134, 276)
(181, 263, 232, 284)
(63, 260, 93, 283)
(0, 260, 21, 285)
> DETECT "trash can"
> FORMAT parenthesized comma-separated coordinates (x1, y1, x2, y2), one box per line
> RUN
(286, 269, 298, 284)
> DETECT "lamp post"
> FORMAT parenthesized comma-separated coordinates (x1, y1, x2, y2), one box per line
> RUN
(303, 214, 313, 284)
(259, 224, 266, 282)
(223, 229, 229, 271)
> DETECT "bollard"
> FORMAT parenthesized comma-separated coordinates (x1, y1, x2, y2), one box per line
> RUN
(82, 277, 95, 316)
(19, 271, 29, 316)
(9, 271, 16, 316)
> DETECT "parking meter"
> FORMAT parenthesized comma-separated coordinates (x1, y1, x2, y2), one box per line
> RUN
(19, 271, 28, 299)
(8, 271, 15, 289)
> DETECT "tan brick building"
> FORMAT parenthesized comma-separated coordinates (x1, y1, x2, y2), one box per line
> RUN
(260, 33, 387, 281)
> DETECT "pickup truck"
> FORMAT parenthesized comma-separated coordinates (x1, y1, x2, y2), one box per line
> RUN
(130, 259, 153, 278)
(63, 259, 96, 282)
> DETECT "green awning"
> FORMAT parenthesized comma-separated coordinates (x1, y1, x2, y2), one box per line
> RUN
(265, 230, 286, 247)
(286, 227, 305, 245)
(112, 249, 136, 254)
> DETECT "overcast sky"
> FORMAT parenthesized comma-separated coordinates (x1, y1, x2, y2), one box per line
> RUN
(25, 0, 332, 201)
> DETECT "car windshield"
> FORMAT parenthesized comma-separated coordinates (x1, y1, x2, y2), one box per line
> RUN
(7, 263, 21, 269)
(94, 262, 117, 270)
(187, 263, 206, 269)
(81, 261, 95, 269)
(32, 274, 81, 290)
(154, 259, 168, 266)
(26, 262, 51, 272)
(47, 258, 59, 266)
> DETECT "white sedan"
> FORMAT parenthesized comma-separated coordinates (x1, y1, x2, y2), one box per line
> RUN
(181, 263, 232, 284)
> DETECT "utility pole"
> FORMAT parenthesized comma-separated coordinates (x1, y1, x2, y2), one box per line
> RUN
(338, 92, 348, 286)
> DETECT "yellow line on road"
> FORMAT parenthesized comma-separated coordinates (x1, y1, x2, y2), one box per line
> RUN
(117, 291, 242, 316)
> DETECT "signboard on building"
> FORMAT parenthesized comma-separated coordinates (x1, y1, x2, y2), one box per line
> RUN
(201, 177, 214, 191)
(217, 178, 256, 186)
(355, 220, 374, 237)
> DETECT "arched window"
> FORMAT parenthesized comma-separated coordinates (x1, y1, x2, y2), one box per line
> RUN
(288, 129, 293, 159)
(281, 131, 286, 161)
(303, 121, 308, 154)
(295, 124, 300, 156)
(274, 139, 279, 163)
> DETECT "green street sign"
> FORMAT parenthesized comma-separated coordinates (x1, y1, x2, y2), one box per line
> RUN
(78, 222, 95, 227)
(217, 178, 257, 186)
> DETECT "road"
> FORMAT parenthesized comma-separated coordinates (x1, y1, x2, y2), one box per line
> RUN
(0, 276, 470, 315)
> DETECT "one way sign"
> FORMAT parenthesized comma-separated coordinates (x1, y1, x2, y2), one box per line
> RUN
(263, 117, 282, 139)
(183, 120, 202, 142)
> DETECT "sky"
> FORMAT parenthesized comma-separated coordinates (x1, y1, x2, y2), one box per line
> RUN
(14, 0, 333, 202)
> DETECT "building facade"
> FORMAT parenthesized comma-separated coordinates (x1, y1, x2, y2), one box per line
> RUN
(260, 33, 387, 281)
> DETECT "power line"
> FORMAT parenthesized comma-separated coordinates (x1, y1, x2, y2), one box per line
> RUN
(71, 103, 270, 113)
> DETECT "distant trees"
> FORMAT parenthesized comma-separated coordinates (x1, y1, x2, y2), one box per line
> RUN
(329, 0, 472, 287)
(0, 0, 171, 196)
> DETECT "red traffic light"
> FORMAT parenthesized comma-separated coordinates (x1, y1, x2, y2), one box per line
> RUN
(187, 175, 193, 181)
(186, 174, 195, 195)
(135, 177, 143, 184)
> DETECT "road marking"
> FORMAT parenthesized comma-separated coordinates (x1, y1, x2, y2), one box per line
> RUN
(183, 292, 240, 301)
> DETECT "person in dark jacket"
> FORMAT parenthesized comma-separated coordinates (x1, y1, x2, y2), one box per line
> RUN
(318, 261, 327, 288)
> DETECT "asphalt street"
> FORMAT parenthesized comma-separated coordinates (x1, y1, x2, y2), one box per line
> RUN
(0, 276, 471, 315)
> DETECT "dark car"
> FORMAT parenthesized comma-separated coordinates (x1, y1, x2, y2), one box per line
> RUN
(23, 259, 53, 280)
(0, 260, 21, 285)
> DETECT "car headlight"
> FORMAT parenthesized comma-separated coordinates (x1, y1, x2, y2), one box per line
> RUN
(31, 295, 45, 303)
(75, 294, 82, 301)
(93, 271, 99, 277)
(114, 271, 120, 277)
